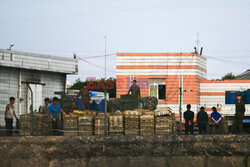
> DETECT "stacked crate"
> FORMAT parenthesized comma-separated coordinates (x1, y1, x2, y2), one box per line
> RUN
(95, 113, 108, 135)
(78, 115, 93, 136)
(154, 107, 173, 135)
(135, 108, 151, 115)
(20, 114, 31, 136)
(172, 114, 177, 133)
(35, 113, 51, 136)
(109, 112, 124, 135)
(140, 112, 154, 135)
(124, 110, 141, 135)
(82, 110, 96, 116)
(63, 115, 78, 136)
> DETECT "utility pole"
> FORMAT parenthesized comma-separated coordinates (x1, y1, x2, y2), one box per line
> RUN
(196, 32, 200, 53)
(179, 75, 183, 134)
(104, 36, 108, 135)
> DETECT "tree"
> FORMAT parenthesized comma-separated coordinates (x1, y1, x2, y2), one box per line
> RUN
(222, 72, 236, 80)
(69, 78, 84, 90)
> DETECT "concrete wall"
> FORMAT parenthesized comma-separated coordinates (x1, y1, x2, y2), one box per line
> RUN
(0, 67, 66, 126)
(0, 49, 78, 74)
(0, 135, 249, 167)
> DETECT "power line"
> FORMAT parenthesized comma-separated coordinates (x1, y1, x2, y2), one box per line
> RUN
(77, 56, 116, 73)
(205, 55, 250, 68)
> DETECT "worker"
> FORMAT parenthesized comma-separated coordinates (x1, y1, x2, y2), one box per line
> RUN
(39, 98, 50, 114)
(184, 104, 194, 135)
(5, 97, 18, 136)
(233, 93, 245, 134)
(211, 107, 222, 134)
(73, 85, 91, 110)
(48, 97, 66, 135)
(197, 106, 208, 134)
(127, 80, 141, 98)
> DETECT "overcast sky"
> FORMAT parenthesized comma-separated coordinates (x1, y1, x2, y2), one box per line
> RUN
(0, 0, 249, 84)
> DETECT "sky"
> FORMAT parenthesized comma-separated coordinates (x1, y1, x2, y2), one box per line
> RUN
(0, 0, 249, 84)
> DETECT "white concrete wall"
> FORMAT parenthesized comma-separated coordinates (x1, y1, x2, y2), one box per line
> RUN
(0, 49, 78, 74)
(0, 67, 66, 126)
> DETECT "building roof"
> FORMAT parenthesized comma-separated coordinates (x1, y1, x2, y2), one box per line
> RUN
(0, 49, 78, 74)
(235, 69, 250, 80)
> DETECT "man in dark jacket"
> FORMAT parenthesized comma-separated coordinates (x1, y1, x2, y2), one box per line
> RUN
(184, 104, 194, 135)
(233, 93, 245, 134)
(197, 106, 208, 134)
(128, 80, 141, 99)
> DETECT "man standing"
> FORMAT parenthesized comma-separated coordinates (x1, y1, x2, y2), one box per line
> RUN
(73, 85, 91, 110)
(39, 98, 50, 114)
(210, 107, 222, 134)
(233, 93, 245, 134)
(5, 97, 18, 136)
(49, 97, 66, 135)
(128, 80, 141, 99)
(197, 106, 208, 134)
(184, 104, 194, 135)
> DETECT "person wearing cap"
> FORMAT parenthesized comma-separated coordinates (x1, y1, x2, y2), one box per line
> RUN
(184, 104, 194, 135)
(210, 107, 222, 133)
(233, 93, 245, 134)
(48, 97, 66, 135)
(39, 98, 50, 114)
(197, 106, 208, 134)
(73, 84, 91, 110)
(128, 80, 141, 99)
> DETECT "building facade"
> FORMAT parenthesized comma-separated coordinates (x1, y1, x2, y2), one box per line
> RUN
(0, 49, 78, 125)
(116, 52, 250, 117)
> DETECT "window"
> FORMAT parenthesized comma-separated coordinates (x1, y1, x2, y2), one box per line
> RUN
(149, 79, 166, 100)
(158, 84, 166, 100)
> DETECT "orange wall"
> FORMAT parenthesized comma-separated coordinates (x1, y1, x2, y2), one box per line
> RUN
(116, 75, 203, 105)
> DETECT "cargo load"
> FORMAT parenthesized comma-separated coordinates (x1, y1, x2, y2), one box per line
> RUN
(124, 110, 141, 135)
(109, 112, 124, 135)
(63, 115, 78, 136)
(95, 113, 109, 135)
(140, 114, 154, 135)
(78, 115, 93, 136)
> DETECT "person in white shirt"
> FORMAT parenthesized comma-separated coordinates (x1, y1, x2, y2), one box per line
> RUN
(5, 97, 18, 136)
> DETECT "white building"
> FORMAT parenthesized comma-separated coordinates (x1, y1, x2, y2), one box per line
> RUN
(0, 49, 78, 125)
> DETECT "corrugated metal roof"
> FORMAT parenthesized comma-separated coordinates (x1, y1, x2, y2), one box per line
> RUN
(0, 49, 78, 74)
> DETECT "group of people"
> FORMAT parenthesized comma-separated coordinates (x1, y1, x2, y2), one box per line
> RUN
(3, 85, 91, 136)
(4, 96, 66, 136)
(184, 104, 222, 134)
(4, 82, 246, 136)
(184, 93, 246, 135)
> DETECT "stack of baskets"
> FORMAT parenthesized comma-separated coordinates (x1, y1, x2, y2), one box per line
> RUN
(124, 110, 141, 135)
(78, 115, 93, 136)
(35, 113, 51, 136)
(109, 112, 124, 135)
(140, 111, 155, 135)
(63, 115, 78, 136)
(95, 113, 107, 135)
(20, 114, 31, 136)
(154, 107, 174, 135)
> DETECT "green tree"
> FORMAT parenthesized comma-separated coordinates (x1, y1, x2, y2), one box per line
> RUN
(222, 72, 236, 80)
(69, 78, 84, 90)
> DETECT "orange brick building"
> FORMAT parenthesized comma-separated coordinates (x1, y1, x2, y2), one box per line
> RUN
(116, 52, 250, 116)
